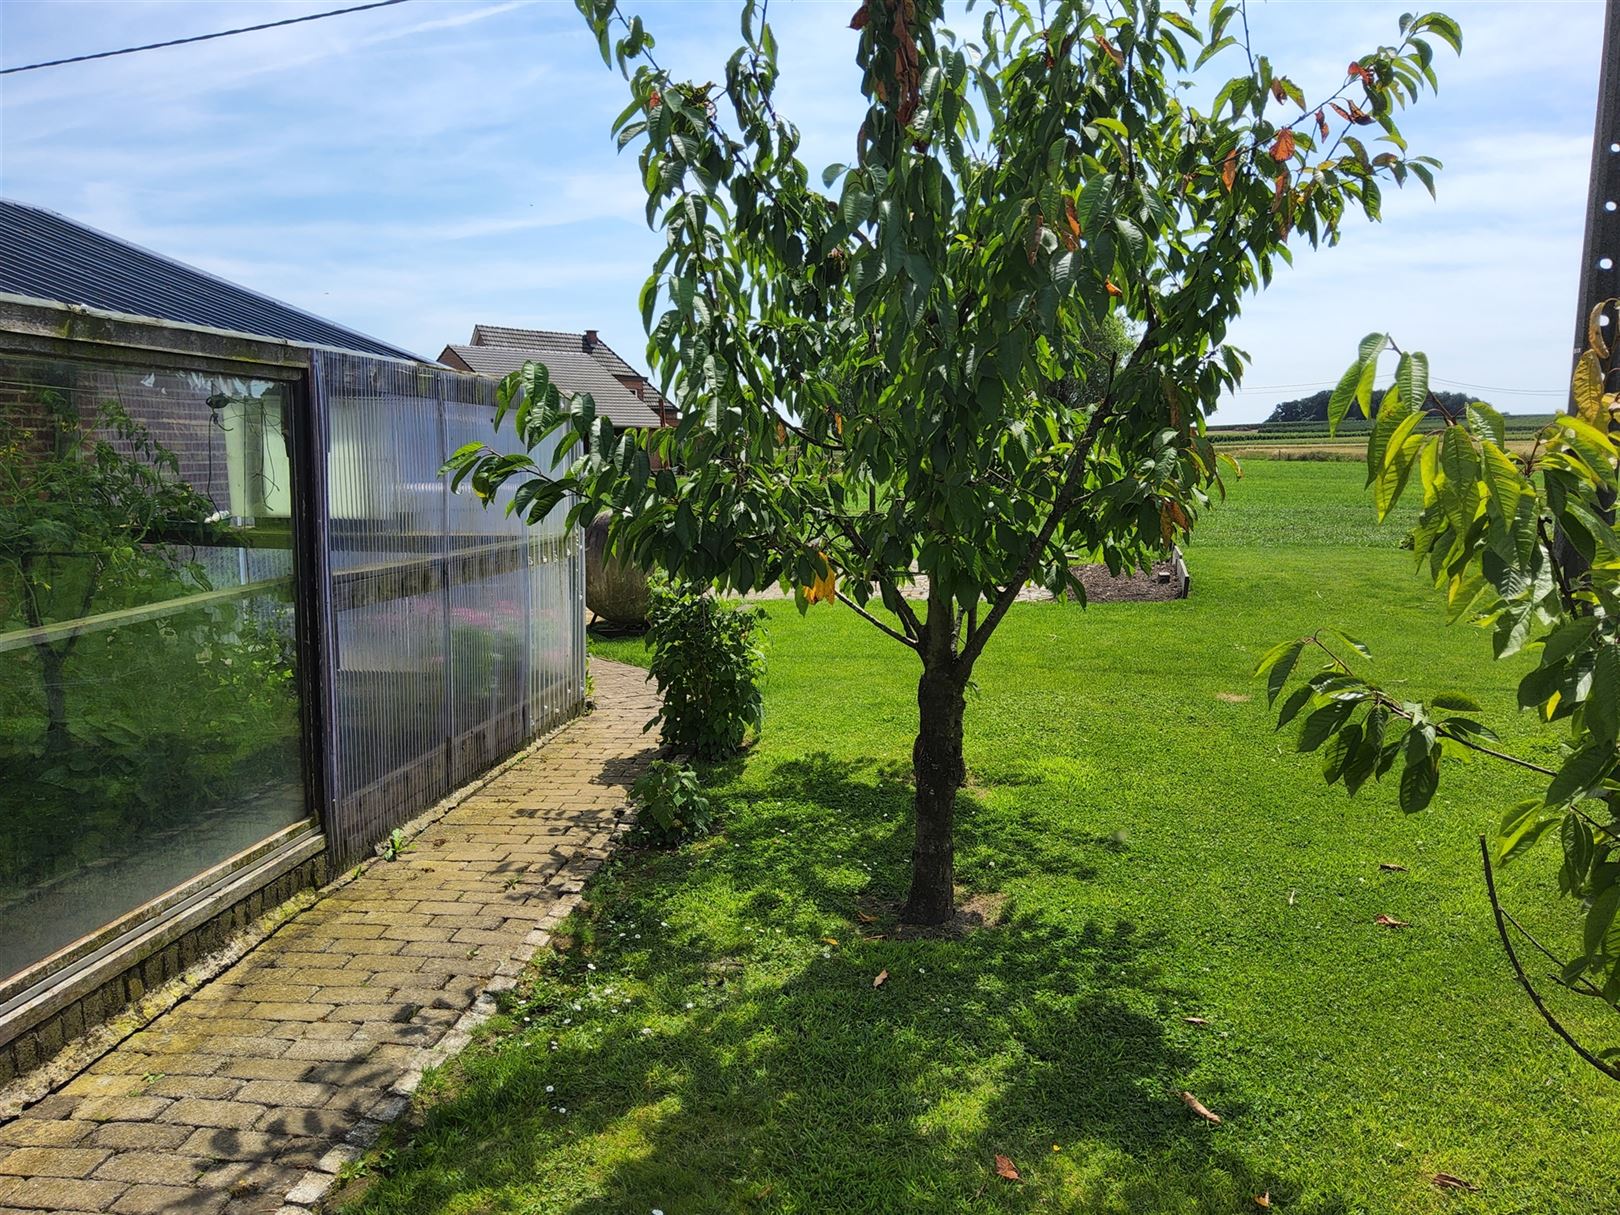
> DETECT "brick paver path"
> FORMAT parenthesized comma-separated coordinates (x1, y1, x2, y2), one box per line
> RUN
(0, 660, 658, 1215)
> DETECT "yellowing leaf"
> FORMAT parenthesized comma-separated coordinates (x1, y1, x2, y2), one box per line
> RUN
(802, 552, 838, 605)
(873, 968, 889, 987)
(1221, 149, 1238, 192)
(1589, 300, 1613, 360)
(1574, 349, 1604, 424)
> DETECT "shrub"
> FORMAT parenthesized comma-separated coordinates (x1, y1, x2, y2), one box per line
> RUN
(644, 579, 764, 759)
(631, 759, 714, 845)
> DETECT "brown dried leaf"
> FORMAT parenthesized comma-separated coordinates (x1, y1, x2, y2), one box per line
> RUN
(1062, 197, 1081, 250)
(1316, 108, 1330, 139)
(1270, 79, 1286, 105)
(1180, 1091, 1222, 1124)
(1095, 35, 1124, 69)
(873, 968, 889, 987)
(1183, 1016, 1210, 1027)
(1431, 1172, 1480, 1193)
(1270, 129, 1296, 162)
(994, 1154, 1021, 1181)
(1221, 149, 1238, 192)
(849, 4, 868, 30)
(1374, 914, 1410, 929)
(856, 910, 877, 923)
(1255, 1193, 1272, 1210)
(1378, 862, 1408, 872)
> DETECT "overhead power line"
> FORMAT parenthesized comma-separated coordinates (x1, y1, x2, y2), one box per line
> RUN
(0, 0, 412, 76)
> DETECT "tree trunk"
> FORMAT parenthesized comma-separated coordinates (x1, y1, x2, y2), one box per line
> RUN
(37, 642, 70, 757)
(902, 586, 969, 925)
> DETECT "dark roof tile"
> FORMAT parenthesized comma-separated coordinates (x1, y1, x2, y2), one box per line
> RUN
(0, 198, 420, 361)
(440, 343, 661, 429)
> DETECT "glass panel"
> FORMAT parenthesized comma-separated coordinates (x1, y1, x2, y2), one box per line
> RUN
(318, 350, 587, 863)
(0, 353, 307, 985)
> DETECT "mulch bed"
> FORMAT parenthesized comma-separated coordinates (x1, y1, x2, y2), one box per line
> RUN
(1067, 556, 1187, 602)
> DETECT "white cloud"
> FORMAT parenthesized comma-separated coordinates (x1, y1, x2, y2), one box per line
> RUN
(0, 0, 1610, 414)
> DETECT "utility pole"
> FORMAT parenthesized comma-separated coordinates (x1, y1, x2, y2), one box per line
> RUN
(1570, 0, 1619, 396)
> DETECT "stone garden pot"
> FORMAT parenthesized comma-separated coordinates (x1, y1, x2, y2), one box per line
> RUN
(585, 512, 650, 629)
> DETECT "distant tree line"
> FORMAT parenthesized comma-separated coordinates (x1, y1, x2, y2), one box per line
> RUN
(1265, 387, 1474, 424)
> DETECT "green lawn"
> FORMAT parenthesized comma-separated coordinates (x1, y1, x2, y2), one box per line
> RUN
(341, 460, 1618, 1215)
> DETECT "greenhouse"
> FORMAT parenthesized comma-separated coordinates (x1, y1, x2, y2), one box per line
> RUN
(0, 237, 584, 1074)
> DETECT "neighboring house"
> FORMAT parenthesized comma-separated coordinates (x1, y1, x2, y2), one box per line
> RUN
(440, 325, 674, 430)
(0, 199, 586, 1081)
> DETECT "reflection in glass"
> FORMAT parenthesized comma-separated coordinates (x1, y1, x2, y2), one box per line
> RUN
(0, 355, 307, 985)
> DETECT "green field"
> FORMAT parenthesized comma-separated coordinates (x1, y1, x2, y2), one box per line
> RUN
(340, 460, 1617, 1215)
(1208, 415, 1554, 461)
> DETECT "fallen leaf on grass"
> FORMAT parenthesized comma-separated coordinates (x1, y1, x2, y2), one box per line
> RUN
(1379, 862, 1409, 872)
(994, 1154, 1021, 1180)
(856, 911, 877, 923)
(1287, 889, 1297, 907)
(821, 937, 839, 946)
(1255, 1193, 1272, 1209)
(1430, 1172, 1480, 1193)
(1180, 1091, 1222, 1124)
(1374, 914, 1410, 929)
(1183, 1016, 1210, 1027)
(873, 969, 889, 988)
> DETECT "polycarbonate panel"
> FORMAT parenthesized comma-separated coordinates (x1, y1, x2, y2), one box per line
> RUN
(318, 352, 585, 865)
(0, 351, 307, 986)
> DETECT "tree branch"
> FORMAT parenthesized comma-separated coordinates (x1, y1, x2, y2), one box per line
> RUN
(1479, 835, 1620, 1083)
(960, 366, 1123, 668)
(836, 589, 918, 650)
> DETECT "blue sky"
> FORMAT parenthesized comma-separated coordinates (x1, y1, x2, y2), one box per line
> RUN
(0, 0, 1607, 422)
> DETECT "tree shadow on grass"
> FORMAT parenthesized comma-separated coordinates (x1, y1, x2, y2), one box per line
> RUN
(341, 751, 1348, 1215)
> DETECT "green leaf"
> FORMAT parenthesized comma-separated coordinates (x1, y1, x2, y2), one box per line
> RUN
(1589, 644, 1620, 745)
(1365, 388, 1412, 485)
(1373, 421, 1424, 520)
(1298, 700, 1355, 752)
(1275, 682, 1315, 729)
(1429, 691, 1482, 712)
(1320, 627, 1371, 658)
(1546, 744, 1616, 807)
(1496, 799, 1561, 864)
(1398, 729, 1440, 812)
(1585, 884, 1620, 961)
(1394, 351, 1429, 412)
(1328, 358, 1365, 434)
(1479, 439, 1523, 524)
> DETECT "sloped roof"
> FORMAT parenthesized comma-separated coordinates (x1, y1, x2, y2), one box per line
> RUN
(0, 198, 421, 361)
(443, 325, 667, 429)
(441, 342, 661, 429)
(470, 324, 636, 376)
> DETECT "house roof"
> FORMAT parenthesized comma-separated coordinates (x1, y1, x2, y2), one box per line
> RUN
(441, 342, 661, 429)
(0, 198, 421, 362)
(441, 325, 667, 429)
